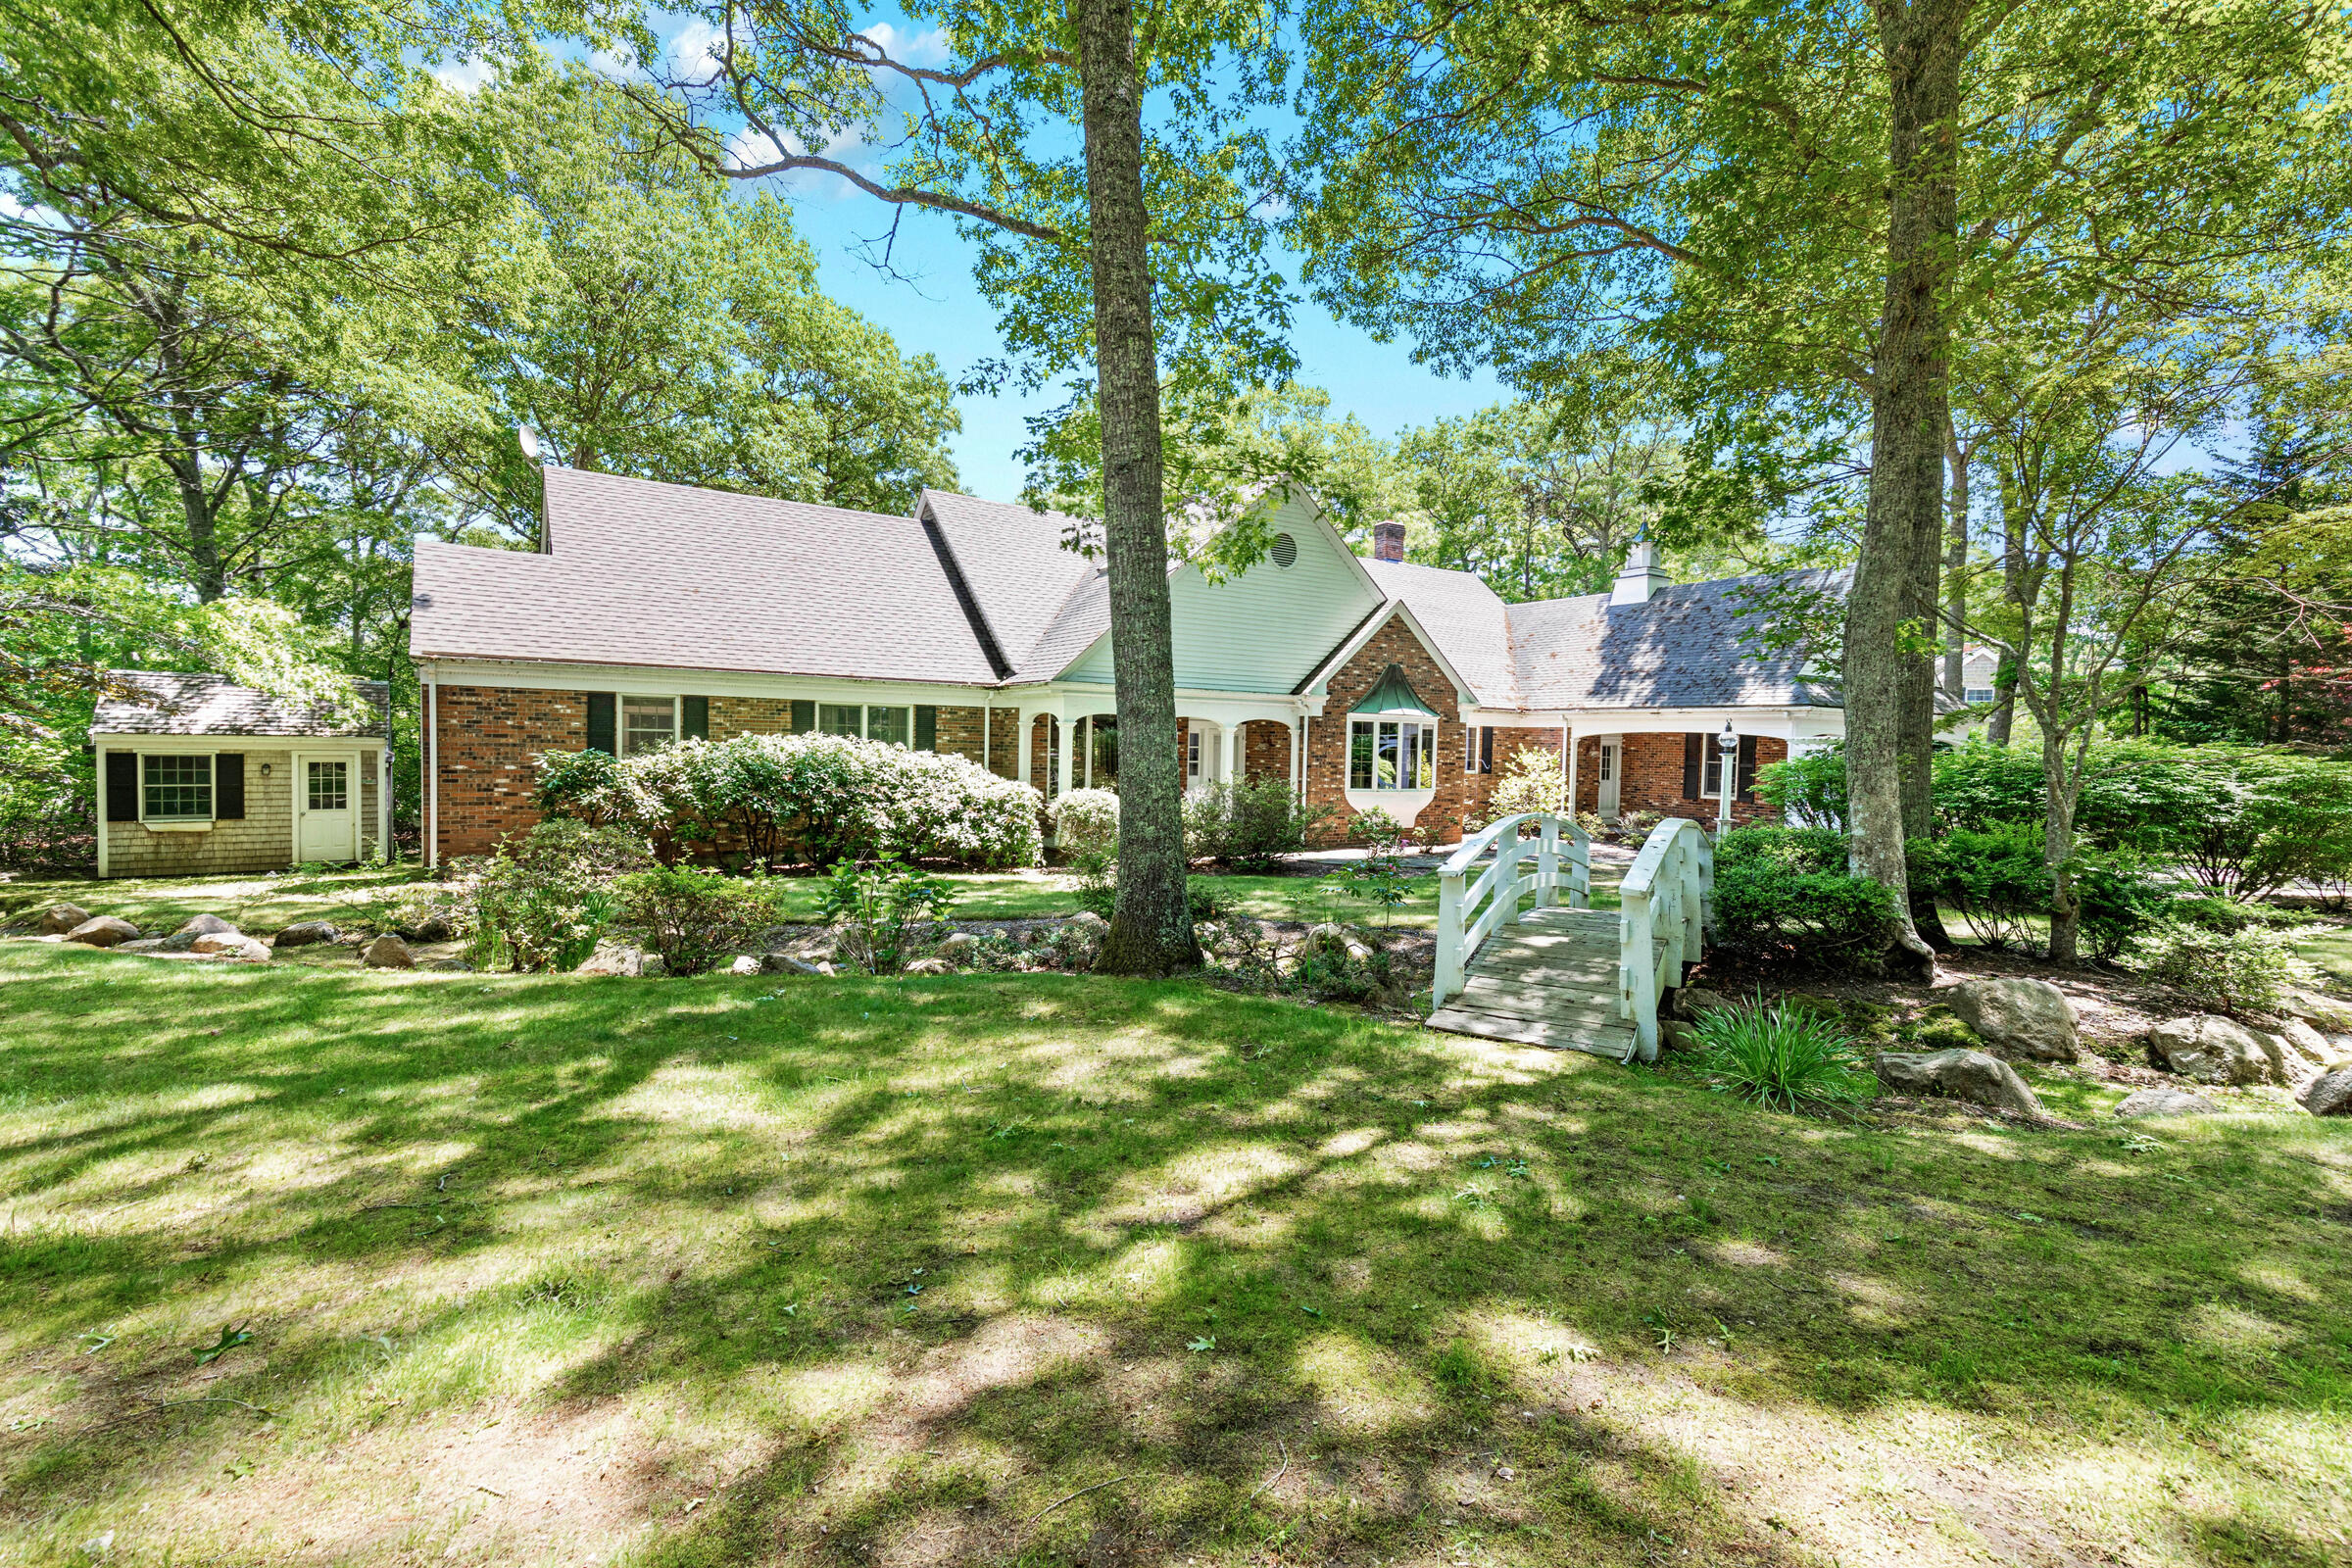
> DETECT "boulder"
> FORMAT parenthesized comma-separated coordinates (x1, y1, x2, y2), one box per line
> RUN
(272, 920, 339, 948)
(936, 931, 981, 960)
(174, 913, 238, 938)
(39, 903, 91, 935)
(2147, 1014, 2286, 1086)
(217, 937, 271, 962)
(1070, 910, 1109, 935)
(2280, 987, 2352, 1033)
(727, 955, 762, 976)
(1947, 977, 2080, 1062)
(2276, 1016, 2335, 1066)
(403, 913, 455, 943)
(573, 942, 642, 977)
(1674, 987, 1735, 1021)
(2114, 1087, 2218, 1118)
(65, 915, 140, 948)
(905, 956, 953, 976)
(760, 954, 832, 976)
(190, 931, 250, 956)
(1874, 1049, 2047, 1118)
(361, 933, 416, 969)
(1660, 1019, 1701, 1054)
(2299, 1067, 2352, 1117)
(117, 938, 166, 953)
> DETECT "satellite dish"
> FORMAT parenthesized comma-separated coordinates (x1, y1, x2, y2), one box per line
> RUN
(517, 425, 540, 462)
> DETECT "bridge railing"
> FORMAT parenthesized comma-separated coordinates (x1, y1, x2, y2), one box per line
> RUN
(1432, 811, 1592, 1007)
(1618, 816, 1712, 1061)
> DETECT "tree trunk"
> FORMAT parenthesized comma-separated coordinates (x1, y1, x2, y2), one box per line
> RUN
(2042, 728, 2082, 963)
(1988, 461, 2021, 747)
(1903, 484, 1952, 950)
(1073, 0, 1199, 976)
(1941, 418, 1969, 702)
(1846, 0, 1965, 976)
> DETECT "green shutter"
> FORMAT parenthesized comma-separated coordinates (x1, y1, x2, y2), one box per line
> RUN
(1682, 733, 1702, 800)
(682, 696, 709, 740)
(105, 751, 138, 821)
(585, 693, 615, 755)
(790, 700, 814, 734)
(915, 705, 937, 751)
(1737, 734, 1759, 801)
(215, 754, 245, 819)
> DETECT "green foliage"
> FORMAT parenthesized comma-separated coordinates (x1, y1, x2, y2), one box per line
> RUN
(1049, 789, 1122, 863)
(1720, 825, 1845, 875)
(2071, 856, 2176, 962)
(1752, 748, 1849, 835)
(1907, 825, 2052, 952)
(1711, 827, 1901, 968)
(2130, 923, 2320, 1016)
(1183, 778, 1333, 870)
(1481, 743, 1566, 826)
(815, 859, 958, 975)
(462, 820, 652, 973)
(1691, 998, 1878, 1115)
(535, 736, 1043, 872)
(1348, 806, 1407, 852)
(613, 865, 783, 977)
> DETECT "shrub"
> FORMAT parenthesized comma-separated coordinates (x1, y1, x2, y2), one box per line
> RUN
(1753, 746, 1848, 833)
(816, 858, 958, 973)
(1691, 998, 1878, 1113)
(2071, 855, 2174, 961)
(1719, 824, 1845, 875)
(535, 734, 1043, 870)
(1184, 778, 1333, 869)
(1484, 744, 1565, 824)
(1709, 850, 1901, 969)
(1907, 824, 2051, 951)
(614, 865, 783, 976)
(2130, 922, 2320, 1015)
(1348, 805, 1406, 852)
(1050, 788, 1121, 860)
(465, 819, 652, 972)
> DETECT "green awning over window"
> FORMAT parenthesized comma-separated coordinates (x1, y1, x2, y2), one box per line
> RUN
(1350, 663, 1439, 716)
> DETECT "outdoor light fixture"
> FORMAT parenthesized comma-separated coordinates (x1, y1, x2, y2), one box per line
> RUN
(259, 762, 272, 778)
(1716, 721, 1739, 836)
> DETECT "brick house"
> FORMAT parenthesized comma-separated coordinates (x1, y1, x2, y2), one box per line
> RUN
(409, 467, 1845, 863)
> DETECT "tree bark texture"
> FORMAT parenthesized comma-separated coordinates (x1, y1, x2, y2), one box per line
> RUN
(1988, 463, 2021, 746)
(1941, 417, 1970, 703)
(1845, 0, 1966, 975)
(1072, 0, 1200, 975)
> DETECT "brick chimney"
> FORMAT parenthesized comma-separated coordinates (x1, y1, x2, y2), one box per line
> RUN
(1372, 520, 1406, 562)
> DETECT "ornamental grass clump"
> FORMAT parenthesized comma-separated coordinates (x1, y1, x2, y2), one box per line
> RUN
(1691, 997, 1877, 1115)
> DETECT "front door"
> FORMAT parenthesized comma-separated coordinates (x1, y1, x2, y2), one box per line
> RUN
(297, 755, 357, 861)
(1596, 740, 1621, 821)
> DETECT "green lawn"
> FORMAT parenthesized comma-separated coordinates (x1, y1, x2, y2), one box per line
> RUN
(1, 944, 2346, 1568)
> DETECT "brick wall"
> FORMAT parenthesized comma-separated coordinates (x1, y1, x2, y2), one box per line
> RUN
(1580, 731, 1788, 825)
(432, 685, 585, 859)
(987, 708, 1021, 779)
(710, 697, 795, 737)
(1243, 719, 1292, 783)
(1302, 615, 1480, 844)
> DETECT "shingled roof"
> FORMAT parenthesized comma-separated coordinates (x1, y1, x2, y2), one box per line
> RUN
(1505, 571, 1845, 710)
(92, 671, 390, 738)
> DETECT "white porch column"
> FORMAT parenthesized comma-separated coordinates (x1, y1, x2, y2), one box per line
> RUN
(1564, 724, 1579, 817)
(1055, 715, 1074, 799)
(1224, 721, 1244, 785)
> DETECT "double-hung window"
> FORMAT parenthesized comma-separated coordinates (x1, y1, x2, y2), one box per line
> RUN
(818, 703, 914, 747)
(143, 754, 212, 821)
(621, 695, 677, 756)
(1348, 718, 1436, 791)
(1964, 686, 1997, 704)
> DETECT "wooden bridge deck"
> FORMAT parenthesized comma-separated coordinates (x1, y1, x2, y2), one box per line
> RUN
(1425, 906, 1649, 1058)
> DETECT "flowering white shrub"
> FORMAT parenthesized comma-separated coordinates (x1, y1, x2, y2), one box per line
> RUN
(1050, 788, 1121, 859)
(535, 733, 1042, 869)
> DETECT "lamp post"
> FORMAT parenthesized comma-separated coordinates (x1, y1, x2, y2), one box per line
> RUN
(1716, 721, 1739, 837)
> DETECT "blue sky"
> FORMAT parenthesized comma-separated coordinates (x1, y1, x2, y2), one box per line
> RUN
(611, 10, 1508, 503)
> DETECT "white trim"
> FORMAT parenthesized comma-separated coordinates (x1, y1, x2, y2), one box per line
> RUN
(293, 750, 363, 863)
(417, 659, 1003, 706)
(424, 678, 438, 869)
(137, 749, 216, 827)
(89, 732, 383, 752)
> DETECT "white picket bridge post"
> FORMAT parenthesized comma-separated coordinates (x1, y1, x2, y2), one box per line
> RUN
(1428, 811, 1591, 1010)
(1617, 817, 1711, 1062)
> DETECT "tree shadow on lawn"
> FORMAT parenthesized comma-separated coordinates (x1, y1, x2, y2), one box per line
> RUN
(1, 944, 2348, 1566)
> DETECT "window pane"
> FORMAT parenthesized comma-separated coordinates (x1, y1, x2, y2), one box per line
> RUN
(1417, 723, 1435, 788)
(143, 754, 212, 819)
(865, 706, 909, 747)
(307, 760, 348, 811)
(1703, 749, 1724, 794)
(1186, 729, 1201, 781)
(1349, 723, 1373, 790)
(622, 696, 676, 756)
(1375, 721, 1400, 789)
(1397, 723, 1419, 789)
(819, 703, 862, 738)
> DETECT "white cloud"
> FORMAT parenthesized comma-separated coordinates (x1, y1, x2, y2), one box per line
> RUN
(432, 55, 494, 94)
(858, 22, 951, 67)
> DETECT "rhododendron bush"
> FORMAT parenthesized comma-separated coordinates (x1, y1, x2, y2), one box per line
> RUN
(533, 734, 1042, 869)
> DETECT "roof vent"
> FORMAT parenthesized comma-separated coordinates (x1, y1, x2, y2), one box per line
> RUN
(1611, 537, 1669, 606)
(1271, 532, 1298, 568)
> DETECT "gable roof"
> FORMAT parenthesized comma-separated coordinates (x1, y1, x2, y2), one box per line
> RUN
(93, 671, 389, 738)
(916, 490, 1100, 676)
(1361, 559, 1518, 707)
(412, 468, 1007, 685)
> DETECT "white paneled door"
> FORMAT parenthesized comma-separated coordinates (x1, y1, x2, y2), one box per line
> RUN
(298, 755, 357, 861)
(1596, 740, 1622, 821)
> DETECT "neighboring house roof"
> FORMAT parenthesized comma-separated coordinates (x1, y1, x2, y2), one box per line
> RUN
(92, 671, 389, 738)
(1505, 570, 1846, 710)
(411, 468, 1007, 685)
